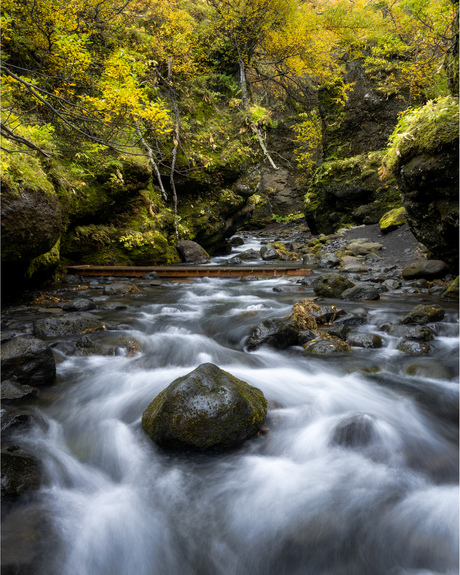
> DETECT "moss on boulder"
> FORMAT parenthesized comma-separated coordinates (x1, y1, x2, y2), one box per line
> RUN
(141, 363, 267, 451)
(379, 207, 406, 233)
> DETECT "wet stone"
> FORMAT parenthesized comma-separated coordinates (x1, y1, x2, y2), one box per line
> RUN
(401, 304, 445, 325)
(331, 414, 376, 448)
(341, 284, 380, 301)
(34, 313, 104, 338)
(1, 406, 36, 435)
(61, 298, 96, 312)
(141, 363, 267, 451)
(1, 445, 41, 501)
(103, 283, 135, 296)
(303, 337, 351, 354)
(347, 333, 384, 349)
(402, 360, 452, 380)
(397, 340, 432, 355)
(313, 273, 355, 298)
(1, 379, 39, 403)
(384, 325, 434, 341)
(1, 337, 56, 386)
(246, 319, 300, 350)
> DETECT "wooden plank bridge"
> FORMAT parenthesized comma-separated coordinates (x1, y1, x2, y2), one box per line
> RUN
(67, 265, 312, 279)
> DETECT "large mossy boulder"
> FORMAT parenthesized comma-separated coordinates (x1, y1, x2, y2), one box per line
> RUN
(141, 363, 267, 451)
(177, 240, 210, 263)
(379, 207, 406, 233)
(1, 338, 56, 386)
(386, 96, 459, 268)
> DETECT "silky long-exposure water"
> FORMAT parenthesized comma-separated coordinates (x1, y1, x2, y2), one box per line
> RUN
(2, 236, 459, 575)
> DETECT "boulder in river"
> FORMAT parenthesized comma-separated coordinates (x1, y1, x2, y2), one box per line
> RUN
(176, 240, 210, 264)
(442, 276, 459, 300)
(1, 445, 41, 501)
(331, 413, 376, 448)
(341, 284, 380, 301)
(400, 304, 445, 325)
(141, 363, 267, 451)
(303, 336, 351, 354)
(402, 360, 452, 380)
(402, 260, 449, 280)
(1, 337, 56, 386)
(313, 273, 355, 298)
(396, 340, 432, 355)
(347, 333, 383, 349)
(245, 318, 300, 350)
(34, 313, 104, 338)
(383, 325, 434, 341)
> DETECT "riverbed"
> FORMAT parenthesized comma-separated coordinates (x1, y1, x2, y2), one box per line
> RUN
(2, 234, 459, 575)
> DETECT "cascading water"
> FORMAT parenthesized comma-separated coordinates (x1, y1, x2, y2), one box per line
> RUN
(2, 235, 459, 575)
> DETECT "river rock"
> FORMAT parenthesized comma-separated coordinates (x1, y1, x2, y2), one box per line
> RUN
(1, 445, 41, 501)
(1, 337, 56, 386)
(402, 260, 448, 280)
(239, 249, 260, 261)
(260, 245, 279, 261)
(1, 379, 39, 403)
(346, 241, 383, 256)
(103, 283, 136, 295)
(141, 363, 267, 451)
(177, 240, 210, 263)
(334, 312, 368, 327)
(442, 276, 459, 300)
(318, 253, 341, 269)
(383, 325, 434, 341)
(34, 313, 104, 338)
(402, 360, 452, 380)
(313, 273, 355, 298)
(400, 304, 445, 325)
(396, 340, 432, 355)
(382, 279, 401, 291)
(1, 406, 36, 435)
(341, 284, 380, 301)
(347, 333, 383, 348)
(331, 414, 376, 448)
(230, 236, 245, 246)
(74, 334, 142, 356)
(245, 319, 300, 350)
(303, 336, 351, 354)
(379, 207, 406, 233)
(61, 298, 96, 312)
(290, 299, 344, 330)
(340, 256, 368, 273)
(260, 242, 300, 262)
(302, 254, 320, 265)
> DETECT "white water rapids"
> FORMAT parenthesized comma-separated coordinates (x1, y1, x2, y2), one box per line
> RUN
(6, 246, 459, 575)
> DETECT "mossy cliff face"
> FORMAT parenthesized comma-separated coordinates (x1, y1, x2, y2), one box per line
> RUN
(304, 151, 401, 235)
(384, 97, 459, 268)
(141, 363, 267, 451)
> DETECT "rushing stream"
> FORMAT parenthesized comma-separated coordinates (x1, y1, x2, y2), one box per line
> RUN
(2, 235, 459, 575)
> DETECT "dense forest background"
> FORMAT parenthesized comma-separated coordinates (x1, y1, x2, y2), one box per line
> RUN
(1, 0, 458, 292)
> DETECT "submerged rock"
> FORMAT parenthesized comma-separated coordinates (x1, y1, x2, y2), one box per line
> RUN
(1, 337, 56, 386)
(331, 414, 376, 448)
(402, 360, 452, 380)
(141, 363, 267, 451)
(400, 304, 445, 325)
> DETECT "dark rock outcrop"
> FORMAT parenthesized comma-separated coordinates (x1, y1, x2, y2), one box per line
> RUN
(34, 313, 104, 339)
(141, 363, 267, 451)
(245, 319, 300, 351)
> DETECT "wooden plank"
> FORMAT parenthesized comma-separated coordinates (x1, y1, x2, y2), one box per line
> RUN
(67, 265, 312, 278)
